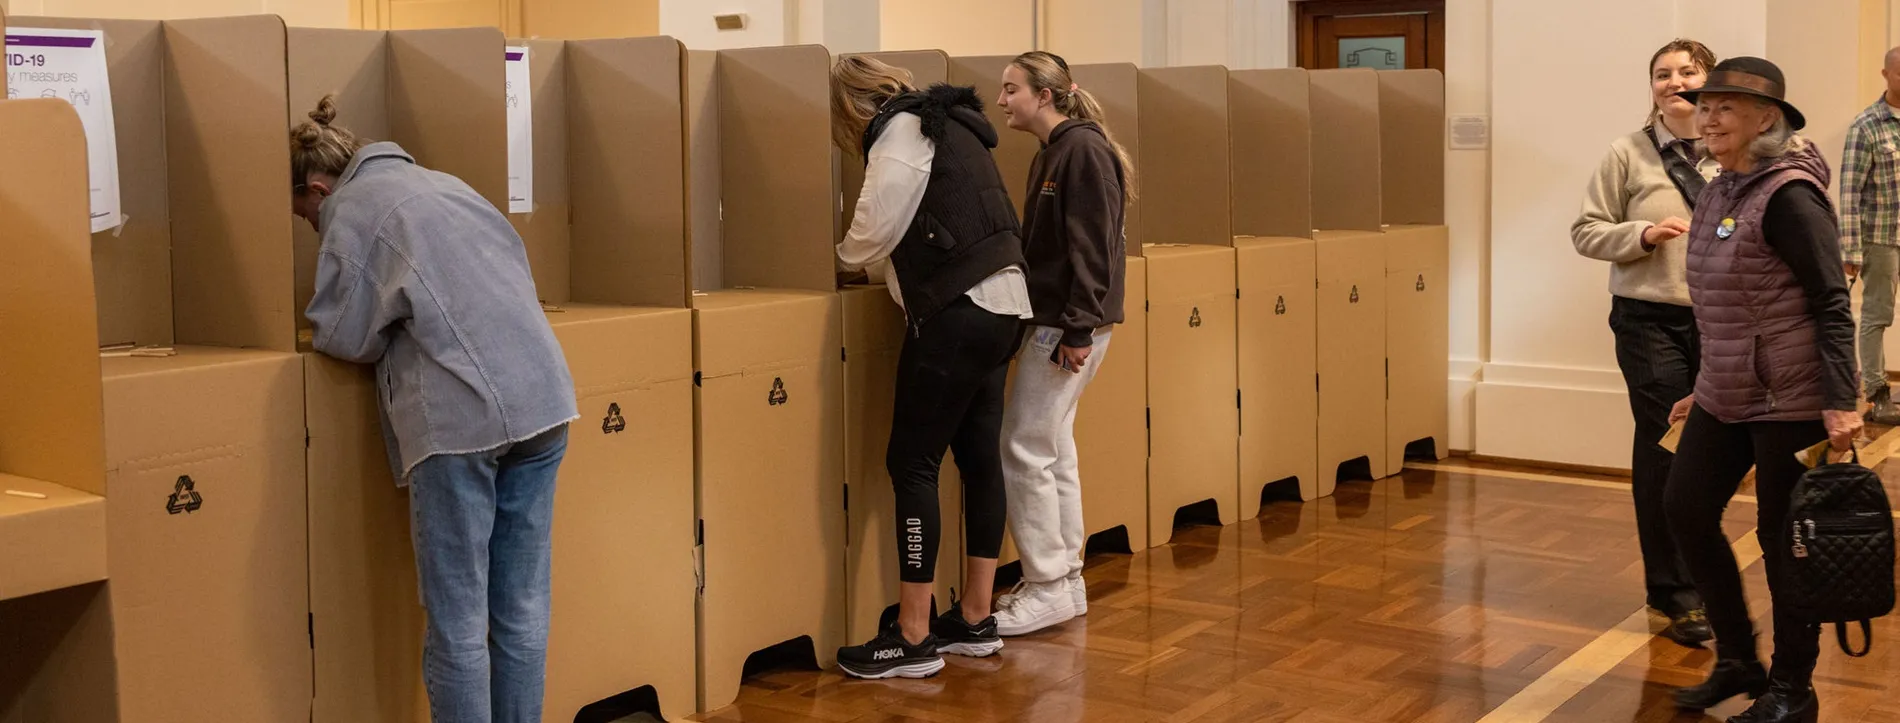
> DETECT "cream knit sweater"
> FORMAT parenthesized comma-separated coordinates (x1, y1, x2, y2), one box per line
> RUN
(1572, 128, 1720, 307)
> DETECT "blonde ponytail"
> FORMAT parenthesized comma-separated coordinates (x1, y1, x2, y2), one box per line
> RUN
(290, 94, 365, 190)
(1010, 51, 1137, 200)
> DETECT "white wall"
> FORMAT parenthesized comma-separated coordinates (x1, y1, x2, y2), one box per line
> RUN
(879, 0, 1032, 55)
(661, 0, 793, 48)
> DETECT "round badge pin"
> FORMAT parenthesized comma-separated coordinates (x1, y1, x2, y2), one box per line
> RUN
(1716, 217, 1736, 239)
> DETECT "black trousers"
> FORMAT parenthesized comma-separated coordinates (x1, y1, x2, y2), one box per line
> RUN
(887, 296, 1021, 584)
(1665, 404, 1824, 684)
(1609, 296, 1704, 614)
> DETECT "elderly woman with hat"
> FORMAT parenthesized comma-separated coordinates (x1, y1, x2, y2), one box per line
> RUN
(1663, 57, 1861, 723)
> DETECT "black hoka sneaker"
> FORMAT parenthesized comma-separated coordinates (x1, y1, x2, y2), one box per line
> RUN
(836, 622, 944, 680)
(932, 599, 1004, 658)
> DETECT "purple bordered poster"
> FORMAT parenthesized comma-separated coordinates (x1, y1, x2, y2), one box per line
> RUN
(5, 27, 122, 233)
(505, 46, 532, 214)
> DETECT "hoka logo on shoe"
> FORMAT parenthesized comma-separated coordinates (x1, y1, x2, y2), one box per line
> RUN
(874, 648, 903, 661)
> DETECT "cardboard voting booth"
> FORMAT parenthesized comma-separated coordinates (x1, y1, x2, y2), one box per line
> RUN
(288, 25, 509, 723)
(689, 45, 846, 712)
(1231, 68, 1321, 509)
(1310, 68, 1388, 492)
(1136, 65, 1239, 546)
(1379, 69, 1451, 478)
(505, 36, 700, 723)
(0, 96, 118, 723)
(4, 16, 317, 723)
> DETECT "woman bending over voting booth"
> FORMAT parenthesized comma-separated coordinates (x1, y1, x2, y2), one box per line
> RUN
(290, 94, 577, 723)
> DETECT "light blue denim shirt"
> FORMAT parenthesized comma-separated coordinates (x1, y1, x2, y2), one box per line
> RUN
(307, 142, 577, 481)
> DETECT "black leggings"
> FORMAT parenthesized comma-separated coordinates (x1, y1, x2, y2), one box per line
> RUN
(1665, 404, 1824, 684)
(886, 296, 1020, 584)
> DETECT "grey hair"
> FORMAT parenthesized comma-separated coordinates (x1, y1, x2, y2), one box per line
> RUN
(1746, 97, 1799, 160)
(1693, 94, 1801, 162)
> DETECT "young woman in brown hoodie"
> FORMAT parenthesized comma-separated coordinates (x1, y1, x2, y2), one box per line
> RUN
(991, 50, 1131, 637)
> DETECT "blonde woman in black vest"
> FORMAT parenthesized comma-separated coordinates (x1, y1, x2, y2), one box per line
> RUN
(1572, 38, 1720, 648)
(829, 56, 1032, 679)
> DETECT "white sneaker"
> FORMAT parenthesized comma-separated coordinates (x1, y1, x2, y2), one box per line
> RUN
(993, 580, 1076, 637)
(1069, 575, 1088, 616)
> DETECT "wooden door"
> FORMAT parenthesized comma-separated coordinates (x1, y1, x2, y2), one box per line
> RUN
(1298, 0, 1446, 73)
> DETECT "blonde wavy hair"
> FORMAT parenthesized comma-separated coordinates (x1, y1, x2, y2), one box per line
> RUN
(830, 56, 915, 156)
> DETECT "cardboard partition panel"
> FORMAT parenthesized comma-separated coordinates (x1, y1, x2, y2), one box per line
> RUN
(1384, 226, 1450, 477)
(303, 354, 428, 723)
(567, 36, 692, 308)
(840, 51, 948, 240)
(1308, 69, 1382, 233)
(842, 286, 961, 644)
(543, 306, 698, 722)
(1378, 69, 1446, 226)
(1229, 69, 1313, 239)
(101, 348, 310, 723)
(288, 28, 391, 335)
(1236, 238, 1319, 509)
(948, 55, 1042, 219)
(1074, 255, 1149, 547)
(1137, 66, 1231, 247)
(0, 99, 106, 496)
(715, 46, 836, 292)
(1316, 230, 1387, 491)
(1070, 62, 1142, 250)
(693, 290, 844, 711)
(0, 97, 108, 604)
(388, 28, 508, 212)
(1144, 245, 1238, 547)
(686, 49, 723, 291)
(12, 18, 172, 348)
(163, 16, 297, 352)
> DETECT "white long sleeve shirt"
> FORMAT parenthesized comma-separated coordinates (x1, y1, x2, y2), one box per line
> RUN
(836, 112, 1033, 319)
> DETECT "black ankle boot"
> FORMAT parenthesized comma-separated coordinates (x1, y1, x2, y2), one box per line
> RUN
(1675, 658, 1770, 710)
(1727, 680, 1817, 723)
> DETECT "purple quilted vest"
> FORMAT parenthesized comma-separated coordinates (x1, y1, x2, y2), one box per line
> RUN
(1686, 143, 1836, 423)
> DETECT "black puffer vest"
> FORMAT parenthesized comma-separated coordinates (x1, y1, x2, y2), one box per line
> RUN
(862, 84, 1026, 333)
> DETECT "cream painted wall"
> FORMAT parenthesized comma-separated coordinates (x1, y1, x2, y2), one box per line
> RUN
(879, 0, 1032, 55)
(523, 0, 658, 39)
(1042, 0, 1148, 65)
(4, 0, 348, 25)
(661, 0, 792, 48)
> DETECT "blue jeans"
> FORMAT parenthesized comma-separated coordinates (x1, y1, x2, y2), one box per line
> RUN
(408, 425, 567, 723)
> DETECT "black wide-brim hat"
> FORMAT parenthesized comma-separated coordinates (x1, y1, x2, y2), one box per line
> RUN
(1675, 56, 1806, 130)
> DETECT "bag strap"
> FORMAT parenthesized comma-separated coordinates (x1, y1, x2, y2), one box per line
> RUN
(1837, 620, 1874, 657)
(1646, 125, 1707, 210)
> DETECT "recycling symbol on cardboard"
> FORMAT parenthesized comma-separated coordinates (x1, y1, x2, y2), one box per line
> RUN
(1416, 274, 1426, 292)
(166, 475, 203, 515)
(1188, 307, 1203, 328)
(1350, 285, 1360, 303)
(768, 377, 790, 406)
(601, 402, 627, 434)
(1274, 296, 1287, 315)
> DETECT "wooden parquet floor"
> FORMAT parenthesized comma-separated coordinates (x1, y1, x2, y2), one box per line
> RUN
(688, 460, 1900, 723)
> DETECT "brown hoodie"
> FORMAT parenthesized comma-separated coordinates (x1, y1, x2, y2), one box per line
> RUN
(1021, 119, 1126, 347)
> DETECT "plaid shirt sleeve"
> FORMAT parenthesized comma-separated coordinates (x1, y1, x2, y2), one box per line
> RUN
(1841, 120, 1874, 264)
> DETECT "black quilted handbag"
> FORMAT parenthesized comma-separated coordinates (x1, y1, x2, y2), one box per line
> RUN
(1783, 449, 1896, 657)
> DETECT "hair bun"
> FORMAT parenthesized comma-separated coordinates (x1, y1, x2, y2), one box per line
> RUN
(308, 94, 339, 127)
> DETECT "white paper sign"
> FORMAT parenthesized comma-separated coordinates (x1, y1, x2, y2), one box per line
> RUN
(6, 27, 123, 233)
(1449, 114, 1490, 151)
(505, 46, 533, 214)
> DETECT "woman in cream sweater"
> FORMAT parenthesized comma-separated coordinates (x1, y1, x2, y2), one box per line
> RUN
(1571, 38, 1721, 648)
